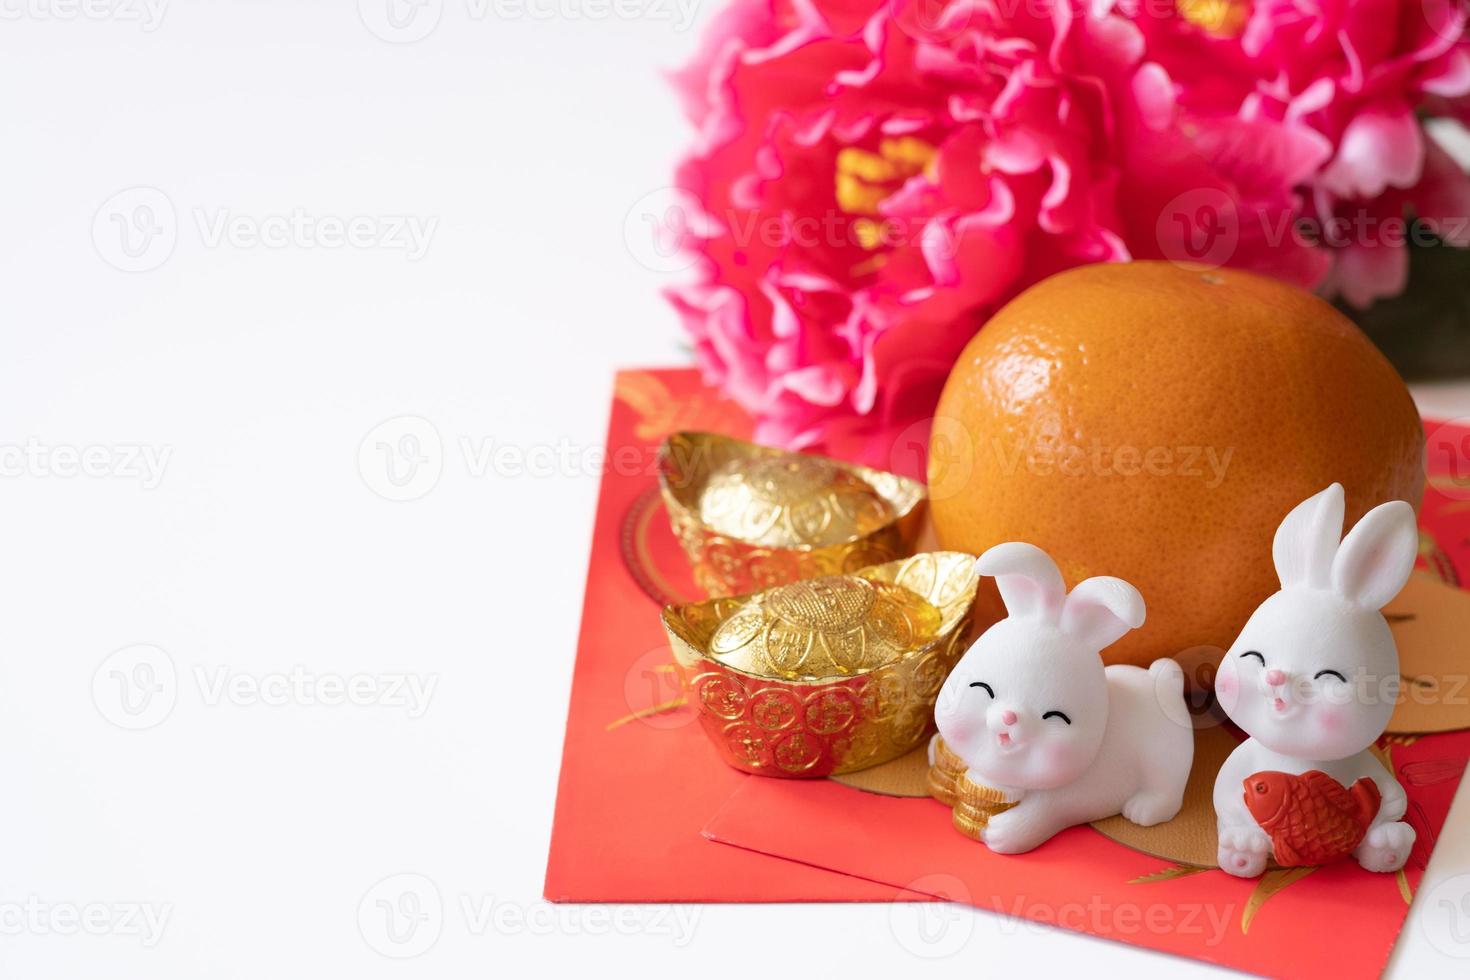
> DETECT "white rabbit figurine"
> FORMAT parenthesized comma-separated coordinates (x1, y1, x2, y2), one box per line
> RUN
(1214, 484, 1418, 878)
(933, 543, 1194, 854)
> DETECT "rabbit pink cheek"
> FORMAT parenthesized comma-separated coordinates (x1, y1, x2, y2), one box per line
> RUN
(1044, 743, 1078, 772)
(941, 717, 974, 741)
(1316, 705, 1347, 735)
(1214, 665, 1239, 710)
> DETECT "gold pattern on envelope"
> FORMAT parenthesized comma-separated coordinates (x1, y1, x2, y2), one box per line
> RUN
(658, 431, 926, 597)
(661, 552, 978, 778)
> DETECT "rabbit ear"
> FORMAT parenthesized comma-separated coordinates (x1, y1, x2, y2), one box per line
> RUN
(1061, 577, 1146, 651)
(1331, 500, 1418, 609)
(975, 542, 1065, 621)
(1272, 483, 1345, 589)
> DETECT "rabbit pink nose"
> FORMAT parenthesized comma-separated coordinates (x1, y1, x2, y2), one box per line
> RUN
(1000, 710, 1017, 726)
(1265, 669, 1286, 686)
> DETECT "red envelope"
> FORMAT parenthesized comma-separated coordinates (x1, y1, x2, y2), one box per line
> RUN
(701, 418, 1470, 977)
(544, 366, 1470, 975)
(704, 729, 1468, 978)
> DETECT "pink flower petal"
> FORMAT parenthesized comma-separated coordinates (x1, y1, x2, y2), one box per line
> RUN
(1409, 136, 1470, 248)
(1132, 62, 1176, 132)
(664, 0, 1450, 451)
(1422, 49, 1470, 98)
(1319, 105, 1425, 198)
(1332, 240, 1410, 309)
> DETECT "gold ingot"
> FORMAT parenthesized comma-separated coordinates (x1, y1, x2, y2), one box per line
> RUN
(658, 432, 926, 597)
(661, 552, 979, 777)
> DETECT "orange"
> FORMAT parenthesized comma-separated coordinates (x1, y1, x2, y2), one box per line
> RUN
(928, 261, 1425, 671)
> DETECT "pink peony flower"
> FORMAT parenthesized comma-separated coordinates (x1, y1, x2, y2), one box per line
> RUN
(667, 0, 1470, 459)
(1137, 0, 1470, 304)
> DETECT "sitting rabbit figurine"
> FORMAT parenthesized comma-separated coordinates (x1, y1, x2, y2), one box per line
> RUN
(933, 542, 1194, 854)
(1214, 484, 1418, 877)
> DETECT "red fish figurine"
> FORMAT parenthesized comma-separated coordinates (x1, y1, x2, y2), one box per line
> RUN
(1243, 770, 1382, 867)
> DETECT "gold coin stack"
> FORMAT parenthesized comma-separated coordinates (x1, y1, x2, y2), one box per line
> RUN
(951, 777, 1016, 841)
(926, 735, 968, 806)
(928, 736, 1015, 841)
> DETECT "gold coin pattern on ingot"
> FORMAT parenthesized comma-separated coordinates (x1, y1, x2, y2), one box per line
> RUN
(660, 552, 981, 778)
(804, 689, 859, 735)
(697, 455, 894, 548)
(773, 730, 824, 774)
(708, 576, 943, 681)
(749, 688, 800, 732)
(708, 611, 762, 655)
(656, 432, 927, 598)
(696, 673, 747, 720)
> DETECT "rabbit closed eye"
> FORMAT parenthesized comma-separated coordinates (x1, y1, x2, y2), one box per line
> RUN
(936, 543, 1144, 791)
(1216, 483, 1416, 761)
(934, 542, 1194, 851)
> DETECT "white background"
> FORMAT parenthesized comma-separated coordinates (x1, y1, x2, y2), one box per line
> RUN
(1, 1, 1469, 977)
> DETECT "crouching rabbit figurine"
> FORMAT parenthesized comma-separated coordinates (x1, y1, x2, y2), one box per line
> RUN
(932, 543, 1194, 854)
(1214, 484, 1418, 877)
